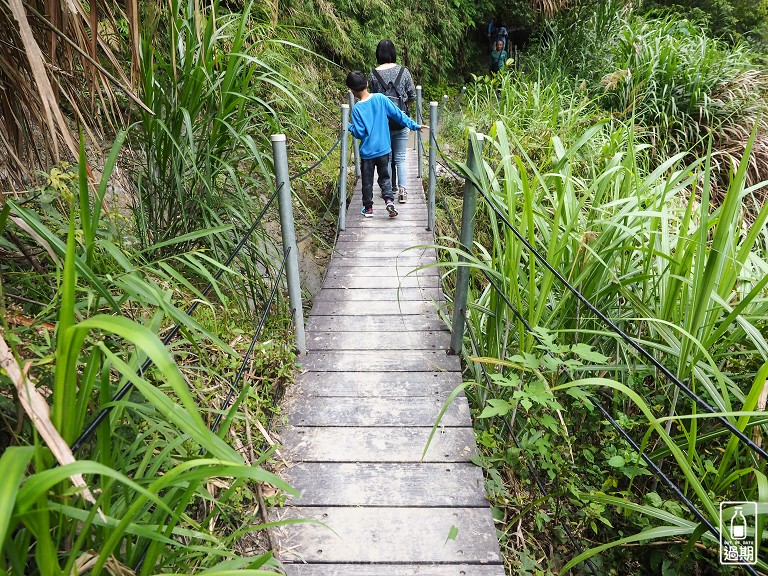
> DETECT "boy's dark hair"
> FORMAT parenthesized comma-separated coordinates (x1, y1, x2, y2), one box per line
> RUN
(346, 70, 367, 92)
(375, 39, 397, 64)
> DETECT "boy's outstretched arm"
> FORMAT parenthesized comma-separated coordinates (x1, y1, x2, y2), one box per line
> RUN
(384, 98, 428, 132)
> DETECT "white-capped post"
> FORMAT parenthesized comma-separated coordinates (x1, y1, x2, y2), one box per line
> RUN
(449, 131, 484, 355)
(339, 103, 350, 231)
(271, 134, 306, 355)
(427, 101, 438, 232)
(416, 85, 423, 178)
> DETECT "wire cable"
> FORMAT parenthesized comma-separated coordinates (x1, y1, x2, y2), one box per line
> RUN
(464, 319, 600, 576)
(474, 182, 768, 461)
(209, 250, 289, 435)
(289, 136, 342, 182)
(70, 186, 281, 453)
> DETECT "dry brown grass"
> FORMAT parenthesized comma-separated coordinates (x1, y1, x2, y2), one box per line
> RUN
(708, 70, 768, 209)
(0, 0, 142, 191)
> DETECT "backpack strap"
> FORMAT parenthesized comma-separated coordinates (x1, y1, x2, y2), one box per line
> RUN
(371, 68, 387, 91)
(372, 66, 406, 98)
(393, 65, 405, 87)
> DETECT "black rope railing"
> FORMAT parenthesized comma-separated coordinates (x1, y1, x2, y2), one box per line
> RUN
(463, 267, 759, 570)
(433, 138, 761, 570)
(70, 185, 282, 453)
(209, 249, 289, 436)
(474, 182, 768, 461)
(431, 133, 768, 461)
(463, 318, 600, 576)
(289, 135, 342, 182)
(69, 129, 347, 454)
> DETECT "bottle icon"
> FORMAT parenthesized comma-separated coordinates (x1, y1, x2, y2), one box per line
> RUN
(731, 506, 747, 540)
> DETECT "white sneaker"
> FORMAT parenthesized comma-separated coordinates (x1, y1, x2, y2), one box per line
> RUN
(398, 187, 407, 203)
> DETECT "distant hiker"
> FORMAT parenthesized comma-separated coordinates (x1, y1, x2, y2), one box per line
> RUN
(486, 20, 497, 45)
(346, 70, 427, 218)
(496, 23, 508, 50)
(490, 40, 508, 74)
(368, 39, 417, 204)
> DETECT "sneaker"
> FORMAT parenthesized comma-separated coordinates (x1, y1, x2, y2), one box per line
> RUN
(385, 200, 398, 218)
(398, 187, 407, 204)
(361, 206, 373, 218)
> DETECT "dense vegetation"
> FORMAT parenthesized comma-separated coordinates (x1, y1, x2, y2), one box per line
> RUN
(436, 2, 768, 573)
(1, 0, 768, 574)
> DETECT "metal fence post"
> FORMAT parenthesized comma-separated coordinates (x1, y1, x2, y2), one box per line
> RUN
(449, 131, 484, 355)
(339, 103, 350, 232)
(271, 134, 306, 355)
(348, 91, 360, 178)
(427, 101, 438, 232)
(439, 94, 448, 119)
(416, 86, 423, 179)
(456, 86, 466, 108)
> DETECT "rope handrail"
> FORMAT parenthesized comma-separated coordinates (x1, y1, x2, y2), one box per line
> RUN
(474, 181, 768, 461)
(460, 272, 760, 571)
(209, 248, 290, 436)
(71, 127, 346, 453)
(70, 185, 281, 453)
(430, 132, 768, 462)
(462, 319, 600, 576)
(290, 135, 342, 182)
(427, 130, 759, 569)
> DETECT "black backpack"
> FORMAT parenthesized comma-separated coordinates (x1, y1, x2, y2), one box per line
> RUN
(372, 67, 408, 130)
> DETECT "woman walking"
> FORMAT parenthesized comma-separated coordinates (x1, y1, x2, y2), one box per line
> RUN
(368, 39, 417, 204)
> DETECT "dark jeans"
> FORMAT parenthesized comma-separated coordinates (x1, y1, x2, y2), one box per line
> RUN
(361, 153, 393, 208)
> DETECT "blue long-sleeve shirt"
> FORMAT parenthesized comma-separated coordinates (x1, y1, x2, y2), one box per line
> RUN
(349, 93, 420, 159)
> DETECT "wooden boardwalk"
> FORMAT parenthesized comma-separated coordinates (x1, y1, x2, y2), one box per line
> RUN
(272, 147, 505, 576)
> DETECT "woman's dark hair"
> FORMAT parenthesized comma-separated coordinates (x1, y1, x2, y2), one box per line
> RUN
(375, 39, 397, 64)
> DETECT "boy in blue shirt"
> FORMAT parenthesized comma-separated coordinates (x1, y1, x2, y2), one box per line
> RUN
(346, 70, 427, 218)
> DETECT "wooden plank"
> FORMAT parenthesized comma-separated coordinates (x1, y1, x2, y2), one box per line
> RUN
(271, 507, 502, 564)
(299, 350, 460, 372)
(284, 564, 505, 576)
(326, 266, 439, 278)
(309, 299, 446, 317)
(287, 395, 470, 427)
(338, 230, 434, 242)
(307, 330, 449, 351)
(297, 371, 462, 397)
(313, 287, 444, 302)
(322, 275, 440, 289)
(307, 315, 445, 332)
(283, 462, 489, 506)
(335, 241, 436, 253)
(328, 256, 435, 267)
(343, 210, 428, 221)
(279, 426, 477, 462)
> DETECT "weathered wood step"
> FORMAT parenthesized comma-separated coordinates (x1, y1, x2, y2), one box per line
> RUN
(338, 230, 434, 242)
(271, 506, 502, 564)
(297, 371, 462, 397)
(307, 330, 449, 351)
(279, 426, 476, 462)
(284, 564, 505, 576)
(310, 299, 446, 317)
(307, 314, 446, 332)
(313, 287, 444, 302)
(287, 395, 470, 427)
(283, 462, 488, 507)
(322, 275, 440, 288)
(299, 350, 459, 372)
(335, 241, 436, 253)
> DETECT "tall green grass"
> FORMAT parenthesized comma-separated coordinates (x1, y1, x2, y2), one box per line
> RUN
(1, 132, 295, 575)
(135, 0, 305, 254)
(437, 116, 768, 570)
